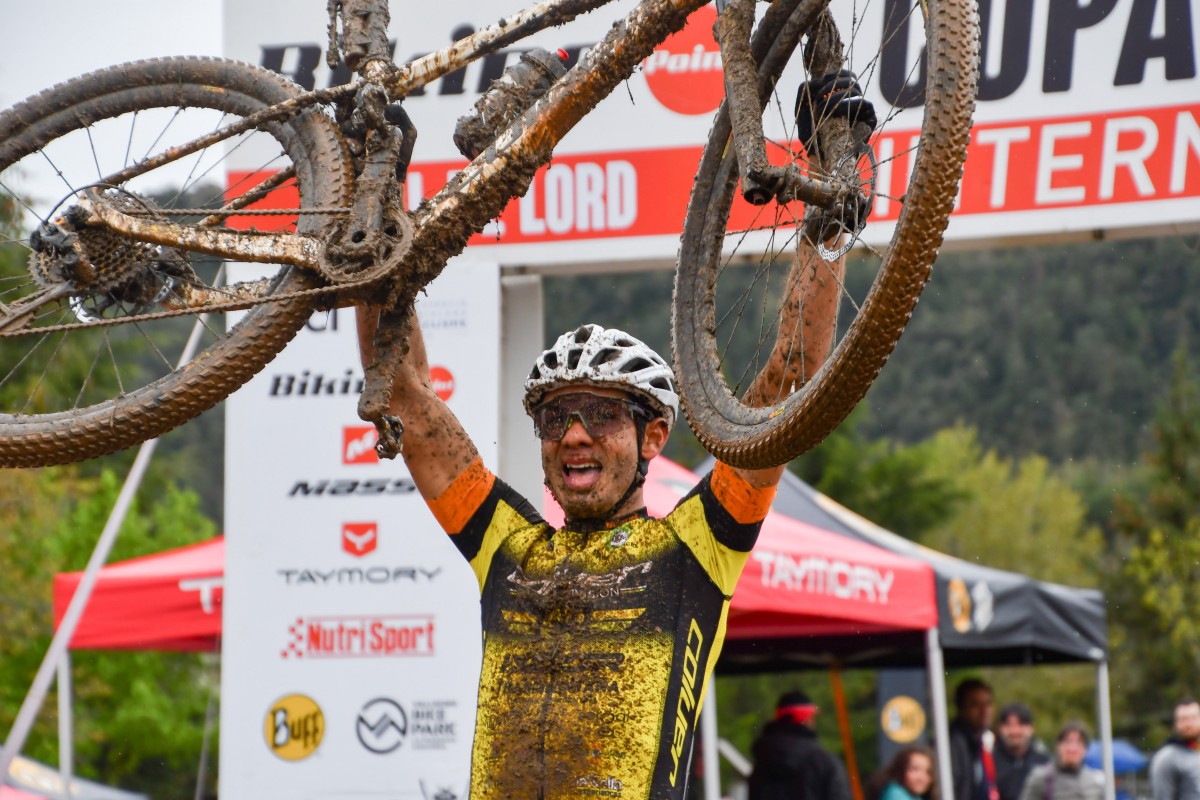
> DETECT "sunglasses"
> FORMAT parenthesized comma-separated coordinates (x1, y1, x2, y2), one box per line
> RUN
(531, 392, 647, 441)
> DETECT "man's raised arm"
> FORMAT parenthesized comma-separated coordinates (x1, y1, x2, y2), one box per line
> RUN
(733, 233, 845, 488)
(356, 306, 480, 500)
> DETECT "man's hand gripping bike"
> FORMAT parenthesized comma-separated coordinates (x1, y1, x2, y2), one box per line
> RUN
(0, 0, 979, 469)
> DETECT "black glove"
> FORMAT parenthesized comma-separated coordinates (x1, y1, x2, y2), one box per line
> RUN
(795, 70, 878, 162)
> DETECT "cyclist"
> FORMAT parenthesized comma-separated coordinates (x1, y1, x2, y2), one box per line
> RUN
(356, 77, 871, 800)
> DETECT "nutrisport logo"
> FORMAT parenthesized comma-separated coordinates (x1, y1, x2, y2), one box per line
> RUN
(642, 5, 724, 115)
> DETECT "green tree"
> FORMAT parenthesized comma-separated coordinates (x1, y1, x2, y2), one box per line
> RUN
(791, 404, 965, 539)
(1111, 348, 1200, 744)
(917, 425, 1106, 738)
(0, 467, 218, 798)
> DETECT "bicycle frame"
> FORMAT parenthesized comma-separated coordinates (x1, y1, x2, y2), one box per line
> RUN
(75, 0, 855, 297)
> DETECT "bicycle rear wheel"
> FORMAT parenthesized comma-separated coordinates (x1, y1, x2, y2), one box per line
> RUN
(0, 57, 351, 468)
(673, 0, 979, 468)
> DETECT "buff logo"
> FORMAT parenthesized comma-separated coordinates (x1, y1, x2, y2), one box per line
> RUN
(669, 619, 704, 785)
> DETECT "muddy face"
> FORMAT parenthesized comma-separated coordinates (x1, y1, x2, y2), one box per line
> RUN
(539, 387, 643, 520)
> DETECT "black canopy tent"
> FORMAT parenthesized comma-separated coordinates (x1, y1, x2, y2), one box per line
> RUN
(694, 459, 1114, 800)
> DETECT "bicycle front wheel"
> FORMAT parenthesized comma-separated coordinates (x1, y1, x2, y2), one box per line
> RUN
(0, 57, 351, 467)
(673, 0, 979, 469)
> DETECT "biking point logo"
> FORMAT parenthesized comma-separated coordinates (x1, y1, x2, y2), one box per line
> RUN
(642, 5, 723, 115)
(258, 11, 723, 118)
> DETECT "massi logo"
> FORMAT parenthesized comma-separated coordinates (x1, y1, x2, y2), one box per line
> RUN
(264, 693, 324, 761)
(343, 426, 380, 465)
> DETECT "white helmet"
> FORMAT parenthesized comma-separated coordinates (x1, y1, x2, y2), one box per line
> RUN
(524, 324, 679, 429)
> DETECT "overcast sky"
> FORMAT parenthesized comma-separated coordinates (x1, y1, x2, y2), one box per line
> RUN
(1, 1, 224, 110)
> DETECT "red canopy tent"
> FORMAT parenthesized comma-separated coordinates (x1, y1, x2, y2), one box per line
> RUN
(52, 537, 222, 652)
(52, 457, 935, 653)
(543, 455, 938, 641)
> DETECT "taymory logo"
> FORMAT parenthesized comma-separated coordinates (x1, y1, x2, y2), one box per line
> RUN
(343, 522, 378, 557)
(642, 5, 724, 115)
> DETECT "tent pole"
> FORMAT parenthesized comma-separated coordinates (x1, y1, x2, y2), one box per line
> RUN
(926, 628, 954, 800)
(195, 652, 219, 800)
(701, 675, 720, 800)
(56, 651, 73, 800)
(1096, 660, 1115, 800)
(0, 310, 212, 783)
(830, 663, 863, 800)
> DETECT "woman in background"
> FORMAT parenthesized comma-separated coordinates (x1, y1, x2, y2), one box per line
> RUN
(875, 745, 939, 800)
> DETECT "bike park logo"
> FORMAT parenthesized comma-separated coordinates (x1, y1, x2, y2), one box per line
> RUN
(357, 698, 460, 755)
(264, 693, 324, 761)
(642, 4, 724, 116)
(282, 614, 435, 659)
(343, 522, 379, 557)
(357, 697, 408, 754)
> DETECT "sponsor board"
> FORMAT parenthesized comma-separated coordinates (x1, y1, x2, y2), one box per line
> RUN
(224, 265, 494, 795)
(222, 0, 1199, 259)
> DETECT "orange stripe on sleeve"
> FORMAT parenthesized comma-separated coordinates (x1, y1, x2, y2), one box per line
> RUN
(427, 457, 496, 534)
(711, 462, 777, 525)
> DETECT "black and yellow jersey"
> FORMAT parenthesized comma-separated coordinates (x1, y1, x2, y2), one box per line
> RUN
(427, 458, 775, 800)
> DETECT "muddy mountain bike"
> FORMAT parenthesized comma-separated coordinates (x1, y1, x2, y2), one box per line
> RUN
(0, 0, 978, 470)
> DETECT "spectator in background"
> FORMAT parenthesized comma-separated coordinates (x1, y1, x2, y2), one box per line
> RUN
(1150, 698, 1200, 800)
(1018, 722, 1104, 800)
(950, 679, 998, 800)
(872, 745, 939, 800)
(994, 702, 1052, 800)
(748, 690, 854, 800)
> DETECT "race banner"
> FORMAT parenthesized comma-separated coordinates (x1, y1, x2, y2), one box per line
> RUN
(224, 0, 1200, 266)
(220, 261, 498, 800)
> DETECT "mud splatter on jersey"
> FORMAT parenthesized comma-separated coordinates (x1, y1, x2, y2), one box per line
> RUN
(430, 459, 774, 800)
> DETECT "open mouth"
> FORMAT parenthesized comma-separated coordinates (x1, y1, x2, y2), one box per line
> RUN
(562, 462, 601, 490)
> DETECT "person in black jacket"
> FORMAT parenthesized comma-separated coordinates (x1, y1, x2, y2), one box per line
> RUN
(949, 679, 997, 800)
(993, 702, 1050, 800)
(749, 691, 854, 800)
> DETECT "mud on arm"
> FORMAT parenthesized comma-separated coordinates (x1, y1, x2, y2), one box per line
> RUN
(732, 231, 845, 487)
(356, 305, 481, 500)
